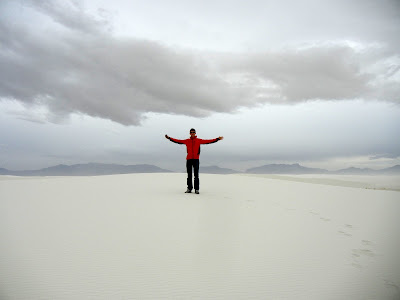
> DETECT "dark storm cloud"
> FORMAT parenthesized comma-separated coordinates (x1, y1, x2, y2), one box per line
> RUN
(0, 0, 399, 125)
(218, 46, 381, 103)
(0, 1, 245, 124)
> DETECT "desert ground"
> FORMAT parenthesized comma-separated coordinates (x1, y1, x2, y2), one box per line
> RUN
(1, 173, 399, 299)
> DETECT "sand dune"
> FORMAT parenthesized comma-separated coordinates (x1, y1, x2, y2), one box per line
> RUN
(0, 173, 399, 299)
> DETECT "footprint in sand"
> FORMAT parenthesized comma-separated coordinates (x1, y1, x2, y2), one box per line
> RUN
(351, 249, 376, 270)
(350, 239, 378, 270)
(338, 224, 355, 237)
(338, 230, 352, 237)
(309, 211, 330, 222)
(352, 248, 376, 258)
(384, 280, 400, 295)
(361, 240, 375, 246)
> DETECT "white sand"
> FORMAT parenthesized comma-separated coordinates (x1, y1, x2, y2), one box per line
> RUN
(0, 173, 399, 299)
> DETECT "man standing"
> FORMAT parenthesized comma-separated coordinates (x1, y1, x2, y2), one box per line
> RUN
(165, 128, 224, 194)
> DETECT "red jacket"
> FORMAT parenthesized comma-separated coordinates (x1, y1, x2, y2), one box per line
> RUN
(168, 135, 219, 160)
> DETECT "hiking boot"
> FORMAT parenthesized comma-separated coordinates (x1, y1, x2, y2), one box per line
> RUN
(185, 188, 192, 193)
(195, 190, 199, 194)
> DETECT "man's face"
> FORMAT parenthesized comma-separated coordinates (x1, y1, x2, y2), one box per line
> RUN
(190, 130, 196, 137)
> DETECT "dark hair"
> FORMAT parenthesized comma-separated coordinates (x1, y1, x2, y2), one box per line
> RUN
(190, 128, 196, 133)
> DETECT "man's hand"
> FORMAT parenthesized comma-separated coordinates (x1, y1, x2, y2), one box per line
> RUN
(218, 136, 224, 140)
(165, 134, 170, 139)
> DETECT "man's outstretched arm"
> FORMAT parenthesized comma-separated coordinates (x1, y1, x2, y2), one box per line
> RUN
(199, 136, 224, 144)
(165, 134, 186, 144)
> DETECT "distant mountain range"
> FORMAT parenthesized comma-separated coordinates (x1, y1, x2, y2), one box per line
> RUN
(246, 163, 327, 174)
(1, 163, 399, 176)
(245, 163, 400, 175)
(0, 163, 172, 176)
(200, 165, 240, 174)
(333, 165, 400, 175)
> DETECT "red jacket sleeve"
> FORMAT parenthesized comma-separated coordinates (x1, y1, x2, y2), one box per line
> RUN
(198, 138, 219, 144)
(168, 137, 188, 145)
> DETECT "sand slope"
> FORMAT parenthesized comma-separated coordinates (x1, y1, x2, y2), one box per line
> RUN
(0, 173, 399, 299)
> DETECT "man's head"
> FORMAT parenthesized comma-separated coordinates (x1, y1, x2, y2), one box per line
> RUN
(190, 128, 196, 137)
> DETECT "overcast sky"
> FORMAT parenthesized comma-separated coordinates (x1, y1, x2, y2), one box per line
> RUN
(1, 0, 399, 171)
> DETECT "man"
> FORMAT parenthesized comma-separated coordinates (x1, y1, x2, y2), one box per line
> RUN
(165, 128, 224, 194)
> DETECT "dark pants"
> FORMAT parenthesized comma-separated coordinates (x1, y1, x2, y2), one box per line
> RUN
(186, 159, 199, 191)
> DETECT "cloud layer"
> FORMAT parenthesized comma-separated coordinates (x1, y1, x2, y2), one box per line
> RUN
(0, 1, 399, 125)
